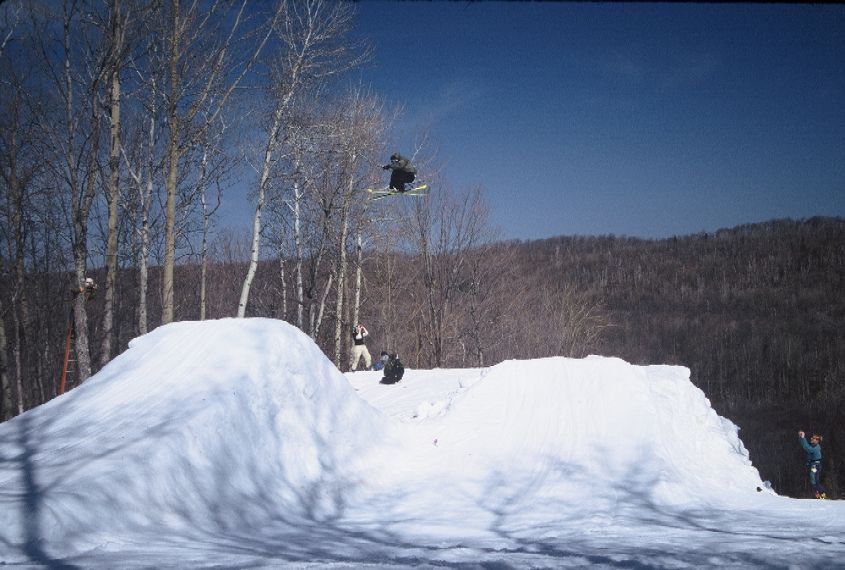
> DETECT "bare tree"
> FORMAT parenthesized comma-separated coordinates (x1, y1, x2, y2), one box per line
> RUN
(28, 0, 112, 383)
(327, 90, 388, 367)
(0, 47, 36, 410)
(0, 299, 10, 420)
(160, 0, 274, 324)
(121, 103, 158, 335)
(119, 6, 172, 337)
(0, 0, 22, 419)
(99, 0, 129, 364)
(237, 100, 285, 318)
(458, 242, 513, 367)
(267, 116, 331, 334)
(198, 142, 222, 321)
(401, 184, 492, 367)
(238, 0, 368, 318)
(0, 1, 23, 59)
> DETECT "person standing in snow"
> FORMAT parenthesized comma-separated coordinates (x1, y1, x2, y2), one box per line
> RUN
(382, 152, 417, 192)
(798, 431, 827, 499)
(350, 323, 372, 372)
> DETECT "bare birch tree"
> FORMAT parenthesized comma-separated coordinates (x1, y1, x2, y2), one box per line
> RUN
(198, 143, 221, 321)
(121, 102, 159, 335)
(326, 90, 388, 367)
(160, 0, 275, 324)
(99, 0, 129, 364)
(0, 44, 36, 410)
(0, 3, 22, 422)
(237, 0, 368, 318)
(267, 117, 329, 334)
(27, 0, 111, 383)
(0, 299, 10, 420)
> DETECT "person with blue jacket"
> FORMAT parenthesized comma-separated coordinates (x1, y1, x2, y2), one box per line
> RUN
(372, 351, 388, 371)
(798, 431, 826, 499)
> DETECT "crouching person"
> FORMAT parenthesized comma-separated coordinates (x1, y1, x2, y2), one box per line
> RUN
(379, 353, 405, 385)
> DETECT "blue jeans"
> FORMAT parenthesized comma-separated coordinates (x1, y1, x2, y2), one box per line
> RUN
(808, 462, 825, 495)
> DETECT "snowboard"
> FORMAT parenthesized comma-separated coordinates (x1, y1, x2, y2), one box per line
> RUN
(367, 184, 429, 200)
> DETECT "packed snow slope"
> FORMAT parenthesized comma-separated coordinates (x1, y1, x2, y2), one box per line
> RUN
(1, 318, 843, 569)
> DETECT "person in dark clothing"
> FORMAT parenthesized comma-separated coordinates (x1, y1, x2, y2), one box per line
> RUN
(798, 430, 827, 499)
(382, 152, 416, 192)
(72, 277, 98, 301)
(379, 353, 404, 385)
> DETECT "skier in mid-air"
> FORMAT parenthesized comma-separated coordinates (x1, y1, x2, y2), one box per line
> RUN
(382, 152, 417, 193)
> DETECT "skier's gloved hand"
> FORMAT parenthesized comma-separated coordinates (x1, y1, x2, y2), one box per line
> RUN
(382, 165, 390, 170)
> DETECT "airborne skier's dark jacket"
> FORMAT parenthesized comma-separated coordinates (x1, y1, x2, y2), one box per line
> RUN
(384, 153, 416, 191)
(385, 153, 416, 174)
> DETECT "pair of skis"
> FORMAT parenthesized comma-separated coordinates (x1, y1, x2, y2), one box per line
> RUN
(366, 184, 429, 201)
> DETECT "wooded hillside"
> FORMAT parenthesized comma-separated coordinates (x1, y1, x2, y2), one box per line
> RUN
(516, 217, 844, 499)
(3, 217, 842, 499)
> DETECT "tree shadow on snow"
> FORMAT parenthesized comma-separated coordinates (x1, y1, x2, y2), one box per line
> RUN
(469, 448, 841, 569)
(1, 412, 83, 568)
(5, 342, 841, 569)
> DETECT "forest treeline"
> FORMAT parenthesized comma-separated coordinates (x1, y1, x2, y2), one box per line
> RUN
(1, 1, 840, 500)
(520, 217, 844, 500)
(4, 214, 843, 499)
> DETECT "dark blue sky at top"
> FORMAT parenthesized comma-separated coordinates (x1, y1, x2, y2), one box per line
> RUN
(344, 1, 844, 240)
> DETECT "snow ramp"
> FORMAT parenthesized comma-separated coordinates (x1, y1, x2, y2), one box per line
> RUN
(3, 319, 844, 568)
(0, 318, 392, 551)
(348, 356, 768, 536)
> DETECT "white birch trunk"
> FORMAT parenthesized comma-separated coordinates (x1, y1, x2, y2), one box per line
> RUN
(237, 107, 284, 317)
(279, 255, 287, 320)
(199, 146, 210, 320)
(313, 271, 333, 340)
(294, 181, 304, 329)
(101, 0, 123, 365)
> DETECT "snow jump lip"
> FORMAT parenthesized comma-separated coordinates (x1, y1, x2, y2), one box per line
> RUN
(349, 355, 767, 518)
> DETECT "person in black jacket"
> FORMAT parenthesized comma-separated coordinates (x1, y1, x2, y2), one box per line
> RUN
(379, 353, 405, 385)
(382, 152, 417, 192)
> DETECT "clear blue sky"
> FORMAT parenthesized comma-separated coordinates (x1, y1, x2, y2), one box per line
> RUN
(347, 1, 845, 240)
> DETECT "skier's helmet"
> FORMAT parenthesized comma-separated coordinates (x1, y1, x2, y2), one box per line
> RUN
(390, 152, 400, 161)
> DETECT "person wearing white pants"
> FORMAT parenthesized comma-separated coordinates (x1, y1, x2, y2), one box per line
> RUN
(350, 323, 372, 371)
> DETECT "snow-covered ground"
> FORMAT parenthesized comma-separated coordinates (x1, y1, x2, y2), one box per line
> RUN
(1, 318, 843, 569)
